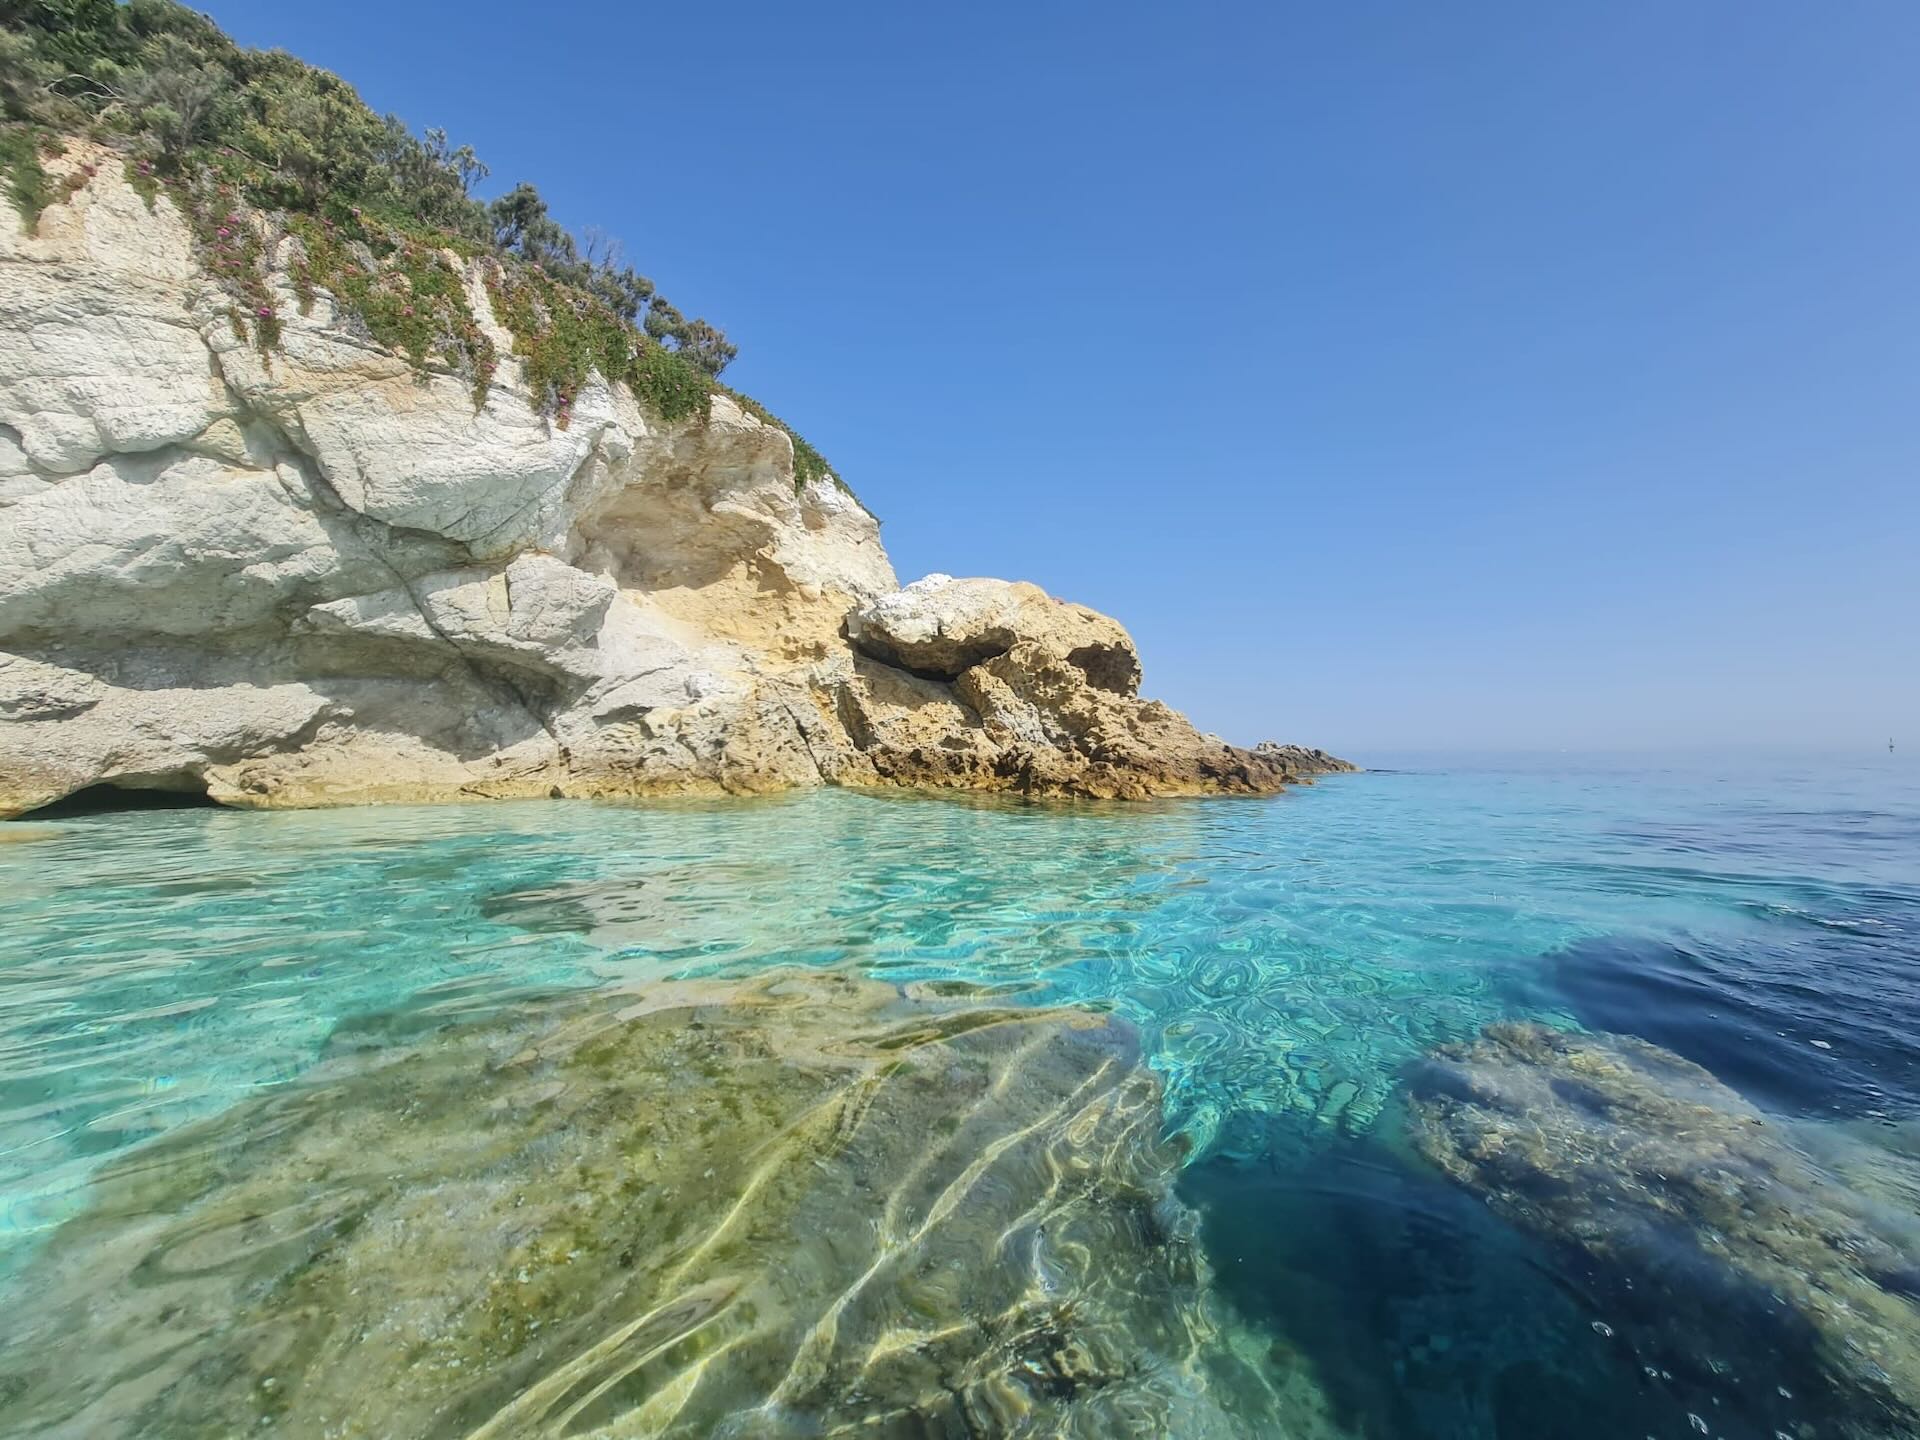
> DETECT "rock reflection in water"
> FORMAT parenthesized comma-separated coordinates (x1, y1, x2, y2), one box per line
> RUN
(1409, 1023, 1920, 1440)
(0, 971, 1326, 1439)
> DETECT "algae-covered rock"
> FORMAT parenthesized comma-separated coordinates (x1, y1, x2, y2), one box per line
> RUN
(1409, 1022, 1920, 1440)
(0, 971, 1304, 1439)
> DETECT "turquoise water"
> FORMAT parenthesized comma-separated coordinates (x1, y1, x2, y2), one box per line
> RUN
(2, 751, 1917, 1435)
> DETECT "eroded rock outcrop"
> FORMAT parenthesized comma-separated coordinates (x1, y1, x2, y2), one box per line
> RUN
(0, 150, 1345, 815)
(0, 971, 1327, 1439)
(1252, 741, 1359, 778)
(831, 574, 1344, 799)
(1410, 1023, 1920, 1440)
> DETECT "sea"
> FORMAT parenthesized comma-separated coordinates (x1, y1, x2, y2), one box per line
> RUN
(1, 749, 1914, 1438)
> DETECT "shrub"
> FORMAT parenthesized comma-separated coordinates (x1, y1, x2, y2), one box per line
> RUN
(0, 123, 50, 226)
(0, 0, 841, 475)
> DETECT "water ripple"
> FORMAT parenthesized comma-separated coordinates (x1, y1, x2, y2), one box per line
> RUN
(1, 753, 1916, 1281)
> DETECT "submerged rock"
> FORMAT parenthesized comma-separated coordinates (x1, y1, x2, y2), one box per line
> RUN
(1409, 1022, 1920, 1439)
(0, 971, 1315, 1439)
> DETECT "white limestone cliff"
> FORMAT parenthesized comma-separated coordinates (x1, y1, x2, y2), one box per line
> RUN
(0, 147, 1342, 817)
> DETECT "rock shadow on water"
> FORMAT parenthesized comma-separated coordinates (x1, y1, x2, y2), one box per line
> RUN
(1178, 1122, 1687, 1440)
(0, 970, 1322, 1439)
(1407, 1021, 1920, 1440)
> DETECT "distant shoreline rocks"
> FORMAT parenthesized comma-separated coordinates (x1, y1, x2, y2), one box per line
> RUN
(1251, 742, 1361, 777)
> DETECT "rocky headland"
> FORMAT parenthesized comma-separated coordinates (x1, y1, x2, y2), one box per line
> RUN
(0, 149, 1349, 819)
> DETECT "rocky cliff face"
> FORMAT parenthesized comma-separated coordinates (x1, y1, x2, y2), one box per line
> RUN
(0, 148, 1346, 818)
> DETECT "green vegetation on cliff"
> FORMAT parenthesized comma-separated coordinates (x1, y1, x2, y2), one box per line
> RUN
(0, 0, 838, 488)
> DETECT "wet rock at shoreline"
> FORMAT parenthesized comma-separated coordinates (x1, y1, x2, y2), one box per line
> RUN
(1250, 742, 1360, 777)
(1409, 1022, 1920, 1439)
(0, 971, 1318, 1439)
(837, 575, 1323, 800)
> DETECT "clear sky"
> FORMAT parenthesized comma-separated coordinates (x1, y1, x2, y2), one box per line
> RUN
(199, 1, 1918, 756)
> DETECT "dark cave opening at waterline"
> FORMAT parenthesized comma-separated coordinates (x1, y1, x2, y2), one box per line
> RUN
(22, 782, 221, 820)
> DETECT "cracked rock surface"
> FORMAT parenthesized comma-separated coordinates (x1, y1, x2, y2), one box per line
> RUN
(0, 149, 1346, 815)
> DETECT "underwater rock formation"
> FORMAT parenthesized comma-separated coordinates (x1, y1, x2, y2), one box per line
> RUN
(0, 971, 1325, 1439)
(1409, 1022, 1920, 1440)
(0, 153, 1344, 816)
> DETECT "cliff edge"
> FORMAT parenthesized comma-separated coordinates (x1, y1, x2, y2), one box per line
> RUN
(0, 150, 1349, 817)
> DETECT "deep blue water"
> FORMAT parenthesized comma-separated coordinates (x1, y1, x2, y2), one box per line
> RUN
(1, 750, 1916, 1436)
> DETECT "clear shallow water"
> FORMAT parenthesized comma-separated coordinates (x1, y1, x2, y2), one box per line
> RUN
(2, 751, 1917, 1436)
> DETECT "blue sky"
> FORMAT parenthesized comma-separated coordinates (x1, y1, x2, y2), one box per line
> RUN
(201, 1, 1918, 755)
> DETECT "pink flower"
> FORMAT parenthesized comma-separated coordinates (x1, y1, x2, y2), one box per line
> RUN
(256, 306, 274, 318)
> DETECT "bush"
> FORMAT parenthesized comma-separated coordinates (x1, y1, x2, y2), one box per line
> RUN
(0, 0, 842, 475)
(0, 122, 50, 225)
